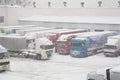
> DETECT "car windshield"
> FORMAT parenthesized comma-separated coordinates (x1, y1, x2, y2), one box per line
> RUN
(57, 41, 68, 45)
(40, 45, 54, 50)
(104, 45, 117, 49)
(71, 42, 85, 47)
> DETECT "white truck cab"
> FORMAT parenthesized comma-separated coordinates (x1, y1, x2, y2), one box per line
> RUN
(0, 45, 10, 71)
(35, 38, 54, 60)
(104, 35, 120, 57)
(22, 37, 54, 60)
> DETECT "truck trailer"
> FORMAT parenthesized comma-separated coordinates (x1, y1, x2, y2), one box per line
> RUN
(87, 65, 120, 80)
(0, 25, 36, 34)
(104, 35, 120, 57)
(0, 35, 27, 53)
(0, 33, 55, 60)
(70, 31, 118, 58)
(16, 27, 52, 36)
(0, 45, 10, 71)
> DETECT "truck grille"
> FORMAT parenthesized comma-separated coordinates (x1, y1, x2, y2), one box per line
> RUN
(0, 61, 10, 66)
(59, 49, 64, 53)
(46, 50, 53, 54)
(46, 50, 53, 58)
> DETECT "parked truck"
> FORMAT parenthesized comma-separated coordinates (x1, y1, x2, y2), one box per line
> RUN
(70, 31, 118, 58)
(46, 29, 89, 52)
(104, 35, 120, 57)
(0, 35, 54, 60)
(87, 65, 120, 80)
(0, 45, 10, 71)
(56, 32, 89, 55)
(22, 37, 54, 60)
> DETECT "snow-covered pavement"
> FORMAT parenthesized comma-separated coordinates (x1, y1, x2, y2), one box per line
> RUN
(0, 53, 120, 80)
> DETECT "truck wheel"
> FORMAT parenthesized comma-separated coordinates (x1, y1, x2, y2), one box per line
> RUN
(115, 52, 119, 57)
(36, 54, 41, 60)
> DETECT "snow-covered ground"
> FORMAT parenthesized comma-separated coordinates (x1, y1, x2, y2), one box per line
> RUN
(0, 53, 120, 80)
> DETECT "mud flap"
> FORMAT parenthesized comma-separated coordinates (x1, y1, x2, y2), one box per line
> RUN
(106, 68, 111, 80)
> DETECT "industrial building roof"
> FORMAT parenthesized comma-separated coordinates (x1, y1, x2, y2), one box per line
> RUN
(19, 15, 120, 24)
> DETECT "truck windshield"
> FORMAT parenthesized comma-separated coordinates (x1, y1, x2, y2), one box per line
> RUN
(57, 41, 68, 45)
(40, 45, 54, 50)
(0, 52, 8, 59)
(104, 45, 117, 49)
(71, 42, 85, 47)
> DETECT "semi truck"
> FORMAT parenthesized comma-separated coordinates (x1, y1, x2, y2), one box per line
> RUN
(104, 35, 120, 57)
(87, 65, 120, 80)
(0, 35, 54, 60)
(22, 38, 54, 60)
(56, 32, 89, 55)
(0, 45, 10, 71)
(70, 31, 118, 58)
(46, 29, 89, 52)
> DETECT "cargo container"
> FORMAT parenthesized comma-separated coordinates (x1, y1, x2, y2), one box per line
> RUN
(0, 35, 27, 53)
(16, 27, 52, 36)
(0, 25, 36, 34)
(70, 31, 118, 58)
(0, 45, 10, 71)
(104, 35, 120, 57)
(87, 65, 120, 80)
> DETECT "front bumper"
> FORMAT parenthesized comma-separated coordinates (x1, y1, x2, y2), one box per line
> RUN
(0, 61, 10, 71)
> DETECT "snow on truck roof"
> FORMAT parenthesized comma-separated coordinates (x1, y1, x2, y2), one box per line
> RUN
(0, 35, 25, 38)
(0, 25, 35, 29)
(16, 27, 50, 32)
(19, 15, 120, 24)
(76, 31, 116, 38)
(57, 32, 86, 41)
(25, 29, 70, 36)
(36, 38, 53, 45)
(108, 35, 120, 39)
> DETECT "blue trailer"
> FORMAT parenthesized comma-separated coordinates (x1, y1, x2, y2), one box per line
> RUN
(70, 31, 118, 58)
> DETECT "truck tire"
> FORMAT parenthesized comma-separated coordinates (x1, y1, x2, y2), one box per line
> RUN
(115, 52, 119, 57)
(36, 54, 41, 60)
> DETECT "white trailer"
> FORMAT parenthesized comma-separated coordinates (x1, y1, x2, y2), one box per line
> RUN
(104, 35, 120, 57)
(0, 25, 36, 34)
(16, 27, 52, 36)
(0, 35, 27, 53)
(0, 45, 10, 71)
(87, 65, 120, 80)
